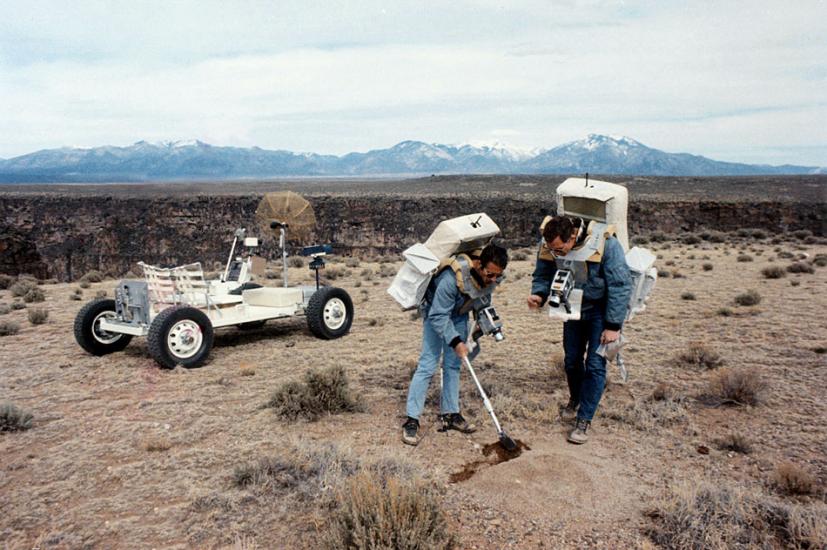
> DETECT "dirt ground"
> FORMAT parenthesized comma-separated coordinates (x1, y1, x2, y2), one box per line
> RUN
(1, 237, 826, 549)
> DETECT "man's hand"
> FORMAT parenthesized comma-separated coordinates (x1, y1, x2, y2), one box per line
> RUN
(601, 329, 620, 344)
(527, 295, 543, 310)
(454, 342, 469, 359)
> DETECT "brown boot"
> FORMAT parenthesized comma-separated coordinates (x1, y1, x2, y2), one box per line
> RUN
(441, 413, 477, 434)
(559, 399, 578, 423)
(567, 418, 590, 444)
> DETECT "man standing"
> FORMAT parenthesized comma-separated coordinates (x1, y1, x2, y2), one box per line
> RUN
(403, 243, 509, 446)
(527, 216, 631, 444)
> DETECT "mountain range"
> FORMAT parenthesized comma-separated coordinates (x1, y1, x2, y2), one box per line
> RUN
(0, 134, 822, 182)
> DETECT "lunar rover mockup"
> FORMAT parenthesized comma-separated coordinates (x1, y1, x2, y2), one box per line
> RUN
(73, 192, 354, 369)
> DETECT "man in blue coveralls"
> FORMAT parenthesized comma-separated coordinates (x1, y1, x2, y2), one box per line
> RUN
(402, 243, 509, 446)
(528, 216, 631, 444)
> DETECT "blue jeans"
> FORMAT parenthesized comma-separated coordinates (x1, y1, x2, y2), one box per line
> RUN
(562, 305, 607, 422)
(406, 316, 468, 420)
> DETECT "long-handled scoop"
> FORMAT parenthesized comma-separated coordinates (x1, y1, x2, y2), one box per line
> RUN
(462, 356, 517, 451)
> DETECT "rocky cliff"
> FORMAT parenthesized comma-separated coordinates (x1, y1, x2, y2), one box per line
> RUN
(1, 176, 824, 280)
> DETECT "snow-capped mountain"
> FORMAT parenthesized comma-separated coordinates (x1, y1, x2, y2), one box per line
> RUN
(0, 135, 821, 182)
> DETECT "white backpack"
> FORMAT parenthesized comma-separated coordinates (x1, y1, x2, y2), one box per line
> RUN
(387, 213, 500, 310)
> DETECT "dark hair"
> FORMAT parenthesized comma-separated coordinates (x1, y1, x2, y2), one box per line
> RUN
(542, 216, 578, 243)
(480, 242, 508, 270)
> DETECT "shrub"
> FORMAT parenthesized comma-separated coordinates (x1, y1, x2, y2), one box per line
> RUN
(787, 262, 815, 274)
(704, 231, 726, 243)
(0, 402, 34, 431)
(511, 251, 528, 261)
(734, 290, 761, 306)
(649, 231, 669, 243)
(323, 473, 456, 550)
(95, 290, 107, 298)
(288, 257, 305, 268)
(772, 462, 817, 496)
(708, 368, 767, 406)
(713, 433, 752, 454)
(69, 293, 82, 301)
(325, 266, 344, 280)
(9, 280, 37, 297)
(777, 250, 795, 259)
(345, 257, 361, 268)
(792, 229, 812, 240)
(0, 274, 14, 289)
(671, 270, 685, 279)
(682, 234, 701, 245)
(702, 263, 713, 271)
(646, 482, 827, 549)
(651, 382, 674, 402)
(604, 394, 688, 432)
(716, 307, 733, 317)
(680, 292, 696, 301)
(264, 270, 279, 279)
(233, 442, 361, 497)
(265, 365, 363, 420)
(657, 269, 671, 278)
(11, 302, 25, 310)
(678, 342, 723, 369)
(80, 270, 104, 283)
(78, 280, 91, 289)
(791, 280, 800, 287)
(23, 288, 45, 303)
(139, 436, 173, 452)
(813, 254, 827, 267)
(631, 235, 650, 245)
(761, 266, 786, 279)
(736, 254, 753, 262)
(27, 308, 48, 325)
(0, 320, 20, 336)
(0, 304, 10, 315)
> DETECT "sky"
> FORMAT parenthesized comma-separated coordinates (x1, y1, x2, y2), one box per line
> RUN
(0, 0, 825, 166)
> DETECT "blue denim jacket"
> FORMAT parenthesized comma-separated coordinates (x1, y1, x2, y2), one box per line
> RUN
(421, 269, 469, 347)
(530, 236, 632, 330)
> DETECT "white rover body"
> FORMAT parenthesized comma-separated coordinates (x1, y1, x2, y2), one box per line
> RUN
(74, 226, 353, 369)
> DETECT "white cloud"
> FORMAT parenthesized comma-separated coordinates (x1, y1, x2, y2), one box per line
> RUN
(0, 0, 825, 165)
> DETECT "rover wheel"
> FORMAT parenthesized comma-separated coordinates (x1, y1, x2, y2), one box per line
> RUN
(148, 306, 214, 369)
(306, 286, 353, 339)
(74, 298, 133, 356)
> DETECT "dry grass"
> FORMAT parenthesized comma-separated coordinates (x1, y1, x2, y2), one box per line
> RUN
(0, 402, 34, 432)
(23, 287, 45, 303)
(646, 482, 827, 549)
(734, 290, 761, 306)
(677, 342, 723, 369)
(80, 270, 104, 283)
(771, 462, 818, 497)
(787, 262, 815, 274)
(0, 320, 20, 336)
(265, 365, 364, 420)
(27, 307, 48, 325)
(9, 279, 37, 297)
(139, 435, 173, 452)
(707, 368, 768, 406)
(323, 473, 455, 550)
(713, 433, 753, 455)
(0, 274, 15, 289)
(604, 393, 689, 432)
(762, 265, 786, 279)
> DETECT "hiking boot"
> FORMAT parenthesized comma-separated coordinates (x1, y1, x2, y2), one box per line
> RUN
(559, 399, 578, 423)
(402, 417, 420, 446)
(567, 418, 590, 444)
(441, 413, 477, 434)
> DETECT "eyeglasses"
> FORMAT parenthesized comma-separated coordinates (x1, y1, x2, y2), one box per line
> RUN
(480, 267, 503, 281)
